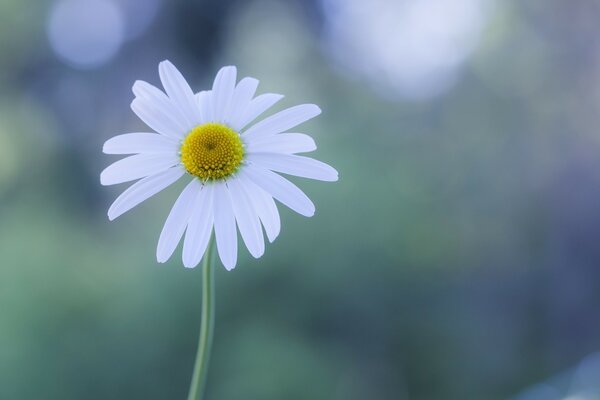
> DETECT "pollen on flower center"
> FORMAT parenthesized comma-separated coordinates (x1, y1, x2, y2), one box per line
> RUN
(180, 123, 244, 180)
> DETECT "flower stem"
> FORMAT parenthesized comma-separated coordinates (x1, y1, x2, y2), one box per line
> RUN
(187, 236, 216, 400)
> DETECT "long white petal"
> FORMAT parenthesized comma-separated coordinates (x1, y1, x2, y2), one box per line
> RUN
(158, 60, 202, 127)
(237, 175, 280, 243)
(103, 133, 179, 155)
(243, 165, 315, 217)
(156, 179, 201, 263)
(131, 98, 187, 140)
(196, 90, 212, 123)
(132, 80, 189, 138)
(213, 183, 238, 270)
(182, 184, 214, 268)
(237, 93, 284, 130)
(100, 153, 179, 186)
(107, 167, 185, 220)
(243, 104, 321, 141)
(227, 77, 259, 129)
(132, 81, 187, 126)
(247, 153, 338, 182)
(227, 178, 264, 258)
(245, 133, 316, 154)
(211, 66, 237, 123)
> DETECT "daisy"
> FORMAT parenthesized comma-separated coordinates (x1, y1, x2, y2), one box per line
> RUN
(101, 60, 338, 270)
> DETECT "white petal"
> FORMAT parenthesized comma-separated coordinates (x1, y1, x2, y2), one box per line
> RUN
(227, 77, 259, 129)
(132, 80, 164, 98)
(237, 176, 280, 243)
(182, 184, 214, 268)
(196, 90, 212, 123)
(227, 178, 264, 258)
(243, 165, 315, 217)
(245, 133, 316, 154)
(100, 153, 179, 186)
(213, 183, 238, 270)
(158, 60, 202, 127)
(237, 93, 284, 130)
(247, 153, 338, 182)
(211, 66, 237, 123)
(107, 167, 185, 220)
(131, 98, 187, 140)
(156, 179, 201, 263)
(132, 80, 189, 138)
(243, 104, 321, 141)
(103, 133, 179, 155)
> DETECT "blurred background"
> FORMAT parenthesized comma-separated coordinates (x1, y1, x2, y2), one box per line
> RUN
(1, 0, 600, 399)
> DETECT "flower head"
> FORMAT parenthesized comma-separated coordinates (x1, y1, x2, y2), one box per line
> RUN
(101, 60, 338, 270)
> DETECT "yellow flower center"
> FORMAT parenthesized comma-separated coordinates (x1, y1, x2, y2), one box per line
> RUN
(180, 123, 244, 180)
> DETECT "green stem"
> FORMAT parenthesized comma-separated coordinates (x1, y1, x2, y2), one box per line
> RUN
(187, 236, 216, 400)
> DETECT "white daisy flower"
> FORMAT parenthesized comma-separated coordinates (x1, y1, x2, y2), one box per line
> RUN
(101, 60, 338, 270)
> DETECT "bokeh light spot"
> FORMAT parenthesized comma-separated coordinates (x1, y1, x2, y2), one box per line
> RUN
(321, 0, 493, 100)
(47, 0, 124, 69)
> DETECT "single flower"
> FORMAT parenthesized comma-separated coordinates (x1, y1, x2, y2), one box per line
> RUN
(101, 60, 338, 270)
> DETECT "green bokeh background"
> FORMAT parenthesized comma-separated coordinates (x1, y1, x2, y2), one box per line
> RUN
(2, 0, 600, 399)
